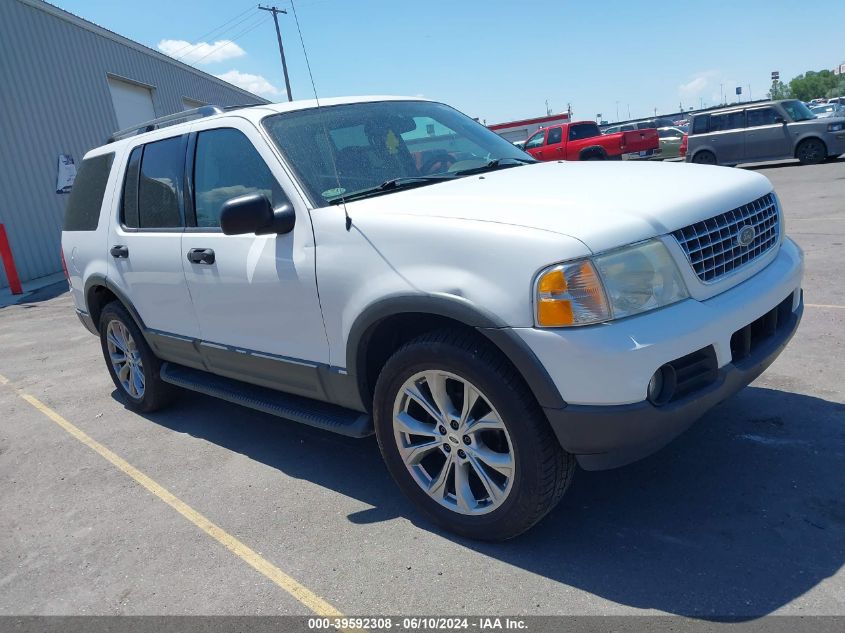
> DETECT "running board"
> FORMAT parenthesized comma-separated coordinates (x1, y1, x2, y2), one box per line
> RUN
(160, 362, 373, 438)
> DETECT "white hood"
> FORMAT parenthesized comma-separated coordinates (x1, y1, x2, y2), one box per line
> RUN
(346, 161, 774, 253)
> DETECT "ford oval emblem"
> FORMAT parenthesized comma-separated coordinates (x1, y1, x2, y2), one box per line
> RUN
(736, 225, 756, 247)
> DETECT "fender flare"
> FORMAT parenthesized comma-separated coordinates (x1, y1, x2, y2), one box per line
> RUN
(83, 274, 147, 333)
(346, 293, 566, 409)
(578, 146, 607, 160)
(794, 135, 828, 157)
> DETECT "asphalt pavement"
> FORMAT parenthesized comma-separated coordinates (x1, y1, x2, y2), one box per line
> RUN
(1, 157, 843, 620)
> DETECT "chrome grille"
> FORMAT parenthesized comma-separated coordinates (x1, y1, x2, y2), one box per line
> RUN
(672, 193, 779, 283)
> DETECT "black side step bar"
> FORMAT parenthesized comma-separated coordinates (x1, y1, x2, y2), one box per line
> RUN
(160, 362, 373, 438)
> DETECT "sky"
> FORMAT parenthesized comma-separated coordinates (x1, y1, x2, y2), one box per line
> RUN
(52, 0, 845, 125)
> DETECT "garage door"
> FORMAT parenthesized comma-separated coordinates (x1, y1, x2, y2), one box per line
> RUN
(108, 77, 156, 131)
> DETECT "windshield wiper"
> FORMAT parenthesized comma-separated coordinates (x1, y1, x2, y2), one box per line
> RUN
(450, 156, 536, 177)
(327, 175, 453, 205)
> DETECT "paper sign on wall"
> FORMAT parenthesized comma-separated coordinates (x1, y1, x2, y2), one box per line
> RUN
(56, 154, 77, 194)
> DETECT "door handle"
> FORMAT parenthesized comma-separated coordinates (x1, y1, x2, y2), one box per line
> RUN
(110, 245, 129, 259)
(187, 248, 215, 264)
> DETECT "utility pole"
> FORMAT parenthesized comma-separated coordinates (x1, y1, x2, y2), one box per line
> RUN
(259, 5, 293, 102)
(615, 100, 620, 121)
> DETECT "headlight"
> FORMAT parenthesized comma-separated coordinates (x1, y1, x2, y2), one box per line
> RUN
(829, 122, 844, 132)
(535, 239, 688, 327)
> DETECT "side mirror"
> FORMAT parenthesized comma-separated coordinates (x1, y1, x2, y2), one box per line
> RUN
(774, 116, 786, 124)
(219, 193, 295, 236)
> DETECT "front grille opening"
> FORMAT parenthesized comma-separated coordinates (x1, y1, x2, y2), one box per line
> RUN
(666, 346, 718, 403)
(730, 295, 794, 363)
(673, 193, 779, 283)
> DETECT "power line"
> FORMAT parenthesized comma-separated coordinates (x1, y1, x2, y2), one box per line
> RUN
(188, 14, 269, 65)
(167, 4, 258, 60)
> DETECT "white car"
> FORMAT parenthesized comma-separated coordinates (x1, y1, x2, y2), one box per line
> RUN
(62, 97, 804, 540)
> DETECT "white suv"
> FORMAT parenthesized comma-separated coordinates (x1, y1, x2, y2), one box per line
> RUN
(62, 97, 804, 540)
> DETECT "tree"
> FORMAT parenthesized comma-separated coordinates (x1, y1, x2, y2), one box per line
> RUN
(827, 75, 845, 99)
(767, 81, 791, 100)
(789, 70, 838, 101)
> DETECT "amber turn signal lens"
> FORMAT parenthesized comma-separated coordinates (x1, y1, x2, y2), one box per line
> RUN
(537, 298, 574, 326)
(535, 260, 611, 327)
(537, 269, 567, 294)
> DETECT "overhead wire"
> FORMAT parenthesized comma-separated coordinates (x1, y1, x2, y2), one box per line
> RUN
(166, 4, 258, 60)
(188, 13, 270, 66)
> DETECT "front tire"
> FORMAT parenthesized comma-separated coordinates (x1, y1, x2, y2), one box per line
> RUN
(373, 330, 574, 540)
(99, 301, 174, 413)
(796, 138, 827, 165)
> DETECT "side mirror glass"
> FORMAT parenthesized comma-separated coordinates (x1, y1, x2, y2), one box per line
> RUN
(219, 193, 295, 236)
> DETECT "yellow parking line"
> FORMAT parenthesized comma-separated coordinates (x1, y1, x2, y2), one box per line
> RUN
(0, 372, 344, 618)
(806, 303, 845, 310)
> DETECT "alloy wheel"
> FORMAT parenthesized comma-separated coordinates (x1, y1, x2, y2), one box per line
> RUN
(105, 319, 145, 398)
(392, 370, 515, 515)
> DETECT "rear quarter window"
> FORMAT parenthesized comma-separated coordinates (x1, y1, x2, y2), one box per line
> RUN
(63, 153, 114, 231)
(691, 115, 709, 135)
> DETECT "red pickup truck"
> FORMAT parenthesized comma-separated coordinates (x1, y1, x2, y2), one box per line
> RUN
(523, 121, 659, 161)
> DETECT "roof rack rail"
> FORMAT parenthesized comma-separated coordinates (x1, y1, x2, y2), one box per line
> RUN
(106, 105, 224, 143)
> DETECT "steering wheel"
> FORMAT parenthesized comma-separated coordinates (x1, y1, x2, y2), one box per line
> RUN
(420, 151, 456, 175)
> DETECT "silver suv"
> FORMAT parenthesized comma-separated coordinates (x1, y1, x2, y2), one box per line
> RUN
(686, 99, 845, 166)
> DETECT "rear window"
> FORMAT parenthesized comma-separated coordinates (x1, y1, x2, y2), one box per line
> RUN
(63, 153, 114, 231)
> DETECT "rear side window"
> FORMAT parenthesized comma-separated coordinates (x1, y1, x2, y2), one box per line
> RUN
(692, 115, 709, 134)
(546, 127, 562, 144)
(708, 111, 745, 132)
(746, 108, 778, 127)
(193, 128, 285, 228)
(569, 123, 600, 141)
(63, 153, 114, 231)
(137, 136, 185, 228)
(121, 147, 142, 228)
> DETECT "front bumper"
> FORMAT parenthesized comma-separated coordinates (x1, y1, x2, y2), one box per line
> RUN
(824, 131, 845, 155)
(545, 292, 802, 470)
(514, 238, 804, 470)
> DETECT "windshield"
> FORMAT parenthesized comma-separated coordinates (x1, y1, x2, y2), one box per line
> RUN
(263, 100, 535, 206)
(781, 100, 817, 122)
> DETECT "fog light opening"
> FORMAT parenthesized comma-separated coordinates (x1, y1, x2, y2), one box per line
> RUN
(647, 364, 677, 406)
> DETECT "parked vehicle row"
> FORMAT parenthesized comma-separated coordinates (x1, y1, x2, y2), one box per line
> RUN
(685, 99, 845, 167)
(63, 96, 804, 540)
(810, 103, 845, 119)
(523, 121, 658, 161)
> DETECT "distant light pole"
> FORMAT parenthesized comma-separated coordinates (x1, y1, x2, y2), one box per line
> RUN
(615, 101, 620, 121)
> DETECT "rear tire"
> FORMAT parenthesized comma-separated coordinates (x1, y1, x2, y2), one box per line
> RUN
(373, 330, 575, 540)
(99, 301, 175, 413)
(692, 150, 717, 165)
(796, 138, 827, 165)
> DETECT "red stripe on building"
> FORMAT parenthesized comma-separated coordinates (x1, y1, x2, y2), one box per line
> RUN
(488, 113, 570, 130)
